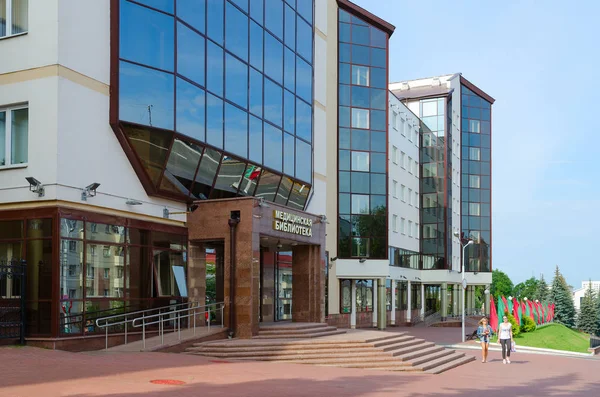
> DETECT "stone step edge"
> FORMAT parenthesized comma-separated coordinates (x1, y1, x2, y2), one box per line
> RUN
(187, 346, 385, 355)
(425, 355, 476, 374)
(407, 349, 455, 366)
(258, 324, 330, 331)
(380, 339, 426, 351)
(388, 342, 436, 357)
(413, 351, 465, 371)
(196, 340, 369, 348)
(258, 327, 339, 335)
(395, 345, 445, 361)
(188, 351, 397, 360)
(253, 330, 346, 339)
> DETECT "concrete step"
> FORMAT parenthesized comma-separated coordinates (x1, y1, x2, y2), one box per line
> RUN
(258, 323, 329, 332)
(388, 341, 435, 357)
(188, 345, 382, 355)
(253, 329, 346, 339)
(361, 365, 424, 372)
(278, 355, 404, 366)
(396, 345, 445, 361)
(369, 334, 415, 348)
(408, 348, 455, 366)
(194, 340, 369, 349)
(194, 350, 395, 361)
(425, 354, 476, 374)
(258, 326, 339, 336)
(380, 338, 425, 352)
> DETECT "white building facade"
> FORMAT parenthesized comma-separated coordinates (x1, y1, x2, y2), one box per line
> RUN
(573, 281, 600, 311)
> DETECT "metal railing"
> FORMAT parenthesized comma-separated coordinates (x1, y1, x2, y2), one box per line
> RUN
(132, 301, 224, 350)
(591, 336, 600, 350)
(96, 301, 224, 350)
(422, 311, 442, 327)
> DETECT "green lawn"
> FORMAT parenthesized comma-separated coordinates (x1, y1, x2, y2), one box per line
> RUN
(491, 323, 591, 353)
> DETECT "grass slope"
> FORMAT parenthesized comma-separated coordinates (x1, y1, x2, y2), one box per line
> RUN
(492, 323, 590, 353)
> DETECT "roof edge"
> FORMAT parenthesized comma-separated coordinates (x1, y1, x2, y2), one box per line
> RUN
(337, 0, 396, 37)
(460, 76, 495, 104)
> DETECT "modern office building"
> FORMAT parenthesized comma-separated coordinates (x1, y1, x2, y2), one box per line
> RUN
(573, 281, 600, 312)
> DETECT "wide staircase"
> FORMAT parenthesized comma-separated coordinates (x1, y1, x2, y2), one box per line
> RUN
(185, 323, 475, 374)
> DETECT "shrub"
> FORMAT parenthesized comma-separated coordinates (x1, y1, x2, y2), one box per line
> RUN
(521, 316, 537, 333)
(506, 313, 521, 337)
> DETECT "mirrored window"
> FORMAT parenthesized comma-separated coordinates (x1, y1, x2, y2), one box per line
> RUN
(296, 17, 312, 62)
(255, 170, 281, 202)
(287, 181, 309, 210)
(123, 125, 173, 185)
(238, 164, 260, 196)
(211, 156, 247, 199)
(264, 79, 283, 127)
(248, 115, 263, 163)
(250, 0, 263, 25)
(224, 104, 248, 158)
(176, 78, 205, 142)
(161, 139, 203, 196)
(284, 5, 296, 50)
(206, 41, 224, 96)
(207, 0, 224, 44)
(265, 0, 283, 39)
(249, 68, 263, 117)
(177, 0, 205, 33)
(225, 54, 248, 108)
(206, 94, 224, 148)
(264, 33, 283, 84)
(177, 22, 205, 87)
(296, 98, 312, 142)
(264, 123, 283, 171)
(191, 147, 220, 199)
(295, 138, 311, 182)
(283, 132, 295, 176)
(249, 21, 264, 71)
(60, 240, 83, 299)
(351, 108, 369, 129)
(284, 48, 296, 92)
(284, 90, 295, 133)
(86, 244, 125, 298)
(275, 176, 293, 204)
(225, 2, 249, 61)
(296, 56, 312, 102)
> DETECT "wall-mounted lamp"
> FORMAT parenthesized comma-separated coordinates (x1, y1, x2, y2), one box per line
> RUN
(359, 258, 366, 263)
(258, 197, 270, 208)
(126, 199, 142, 205)
(25, 177, 45, 197)
(81, 183, 100, 201)
(328, 256, 337, 269)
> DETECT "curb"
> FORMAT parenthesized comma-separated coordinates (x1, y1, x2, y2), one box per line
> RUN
(442, 343, 595, 359)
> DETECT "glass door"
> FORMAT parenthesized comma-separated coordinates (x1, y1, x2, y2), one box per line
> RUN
(276, 251, 292, 321)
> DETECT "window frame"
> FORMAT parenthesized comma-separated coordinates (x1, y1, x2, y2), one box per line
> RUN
(0, 0, 29, 39)
(0, 103, 29, 168)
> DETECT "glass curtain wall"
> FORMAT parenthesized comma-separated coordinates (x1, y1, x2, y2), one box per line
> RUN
(337, 8, 388, 259)
(419, 98, 448, 269)
(460, 86, 491, 272)
(389, 247, 419, 269)
(116, 0, 314, 209)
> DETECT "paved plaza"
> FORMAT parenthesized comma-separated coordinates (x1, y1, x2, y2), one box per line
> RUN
(1, 342, 599, 397)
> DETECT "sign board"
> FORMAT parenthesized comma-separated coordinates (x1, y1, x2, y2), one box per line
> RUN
(272, 210, 313, 237)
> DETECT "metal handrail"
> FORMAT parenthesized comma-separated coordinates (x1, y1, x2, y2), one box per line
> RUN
(95, 301, 200, 350)
(131, 302, 225, 350)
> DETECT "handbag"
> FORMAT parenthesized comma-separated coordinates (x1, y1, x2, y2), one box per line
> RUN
(511, 341, 516, 353)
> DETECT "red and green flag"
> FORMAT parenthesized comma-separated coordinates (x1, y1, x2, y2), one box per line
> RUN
(501, 296, 509, 314)
(512, 297, 521, 325)
(489, 296, 498, 330)
(527, 300, 534, 321)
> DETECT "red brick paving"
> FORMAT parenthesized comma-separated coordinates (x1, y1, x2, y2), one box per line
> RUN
(1, 346, 599, 396)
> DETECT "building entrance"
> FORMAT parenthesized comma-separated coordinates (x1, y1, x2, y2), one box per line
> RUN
(259, 241, 294, 322)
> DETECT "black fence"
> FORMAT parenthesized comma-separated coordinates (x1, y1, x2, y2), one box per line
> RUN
(591, 336, 600, 350)
(0, 260, 26, 344)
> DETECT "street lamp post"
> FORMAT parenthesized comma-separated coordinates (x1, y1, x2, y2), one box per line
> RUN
(455, 232, 473, 343)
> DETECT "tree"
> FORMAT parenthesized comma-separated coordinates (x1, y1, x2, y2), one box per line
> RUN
(535, 275, 550, 302)
(550, 266, 576, 327)
(491, 269, 514, 298)
(576, 281, 599, 335)
(513, 277, 540, 300)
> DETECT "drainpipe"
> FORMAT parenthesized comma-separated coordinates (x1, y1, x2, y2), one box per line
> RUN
(228, 213, 240, 338)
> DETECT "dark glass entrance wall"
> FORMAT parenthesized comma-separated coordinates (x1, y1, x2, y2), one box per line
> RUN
(460, 85, 492, 272)
(111, 0, 314, 210)
(337, 7, 390, 259)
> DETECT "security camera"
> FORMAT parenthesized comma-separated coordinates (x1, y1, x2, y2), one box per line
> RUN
(25, 177, 45, 197)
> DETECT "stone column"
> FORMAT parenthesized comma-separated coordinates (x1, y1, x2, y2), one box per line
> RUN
(453, 284, 459, 317)
(372, 279, 378, 327)
(420, 283, 425, 318)
(351, 281, 356, 329)
(292, 245, 324, 323)
(441, 283, 447, 320)
(377, 278, 386, 330)
(407, 280, 412, 323)
(485, 285, 491, 316)
(391, 280, 396, 325)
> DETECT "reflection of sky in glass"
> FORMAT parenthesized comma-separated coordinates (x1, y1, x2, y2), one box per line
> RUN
(224, 104, 248, 158)
(283, 133, 295, 176)
(264, 123, 283, 171)
(296, 139, 311, 183)
(176, 78, 205, 142)
(177, 0, 205, 33)
(177, 22, 205, 86)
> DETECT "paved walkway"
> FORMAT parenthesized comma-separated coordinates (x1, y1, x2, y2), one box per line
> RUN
(1, 345, 599, 396)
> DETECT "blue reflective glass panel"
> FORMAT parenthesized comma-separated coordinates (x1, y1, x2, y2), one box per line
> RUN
(352, 45, 369, 65)
(250, 0, 263, 25)
(339, 63, 350, 85)
(339, 84, 350, 106)
(371, 48, 386, 68)
(249, 68, 263, 117)
(370, 131, 386, 152)
(285, 5, 296, 50)
(120, 1, 174, 71)
(351, 25, 369, 46)
(351, 129, 369, 151)
(339, 22, 351, 43)
(339, 9, 351, 23)
(249, 22, 263, 71)
(297, 0, 312, 24)
(206, 41, 223, 96)
(296, 98, 311, 142)
(296, 56, 312, 102)
(176, 78, 205, 141)
(284, 90, 295, 133)
(339, 128, 350, 149)
(339, 172, 350, 193)
(339, 192, 350, 212)
(351, 173, 369, 194)
(224, 103, 248, 157)
(339, 106, 350, 128)
(284, 48, 295, 91)
(371, 110, 386, 131)
(339, 150, 350, 171)
(225, 54, 248, 109)
(296, 17, 312, 62)
(371, 174, 386, 195)
(119, 61, 174, 130)
(249, 115, 262, 163)
(177, 22, 205, 86)
(264, 123, 283, 171)
(371, 153, 386, 173)
(207, 0, 224, 44)
(351, 86, 370, 108)
(230, 0, 248, 12)
(339, 43, 351, 63)
(225, 2, 249, 61)
(265, 0, 283, 39)
(134, 0, 173, 13)
(370, 27, 386, 48)
(370, 67, 386, 88)
(264, 33, 283, 84)
(206, 93, 224, 148)
(296, 138, 311, 182)
(264, 78, 283, 127)
(284, 132, 295, 176)
(177, 0, 205, 33)
(370, 88, 386, 110)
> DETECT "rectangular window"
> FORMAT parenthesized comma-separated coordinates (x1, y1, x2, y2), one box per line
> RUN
(470, 119, 481, 133)
(414, 160, 419, 177)
(408, 156, 413, 174)
(400, 218, 406, 234)
(103, 268, 109, 279)
(400, 119, 405, 136)
(0, 0, 28, 38)
(392, 145, 398, 164)
(414, 130, 418, 144)
(0, 105, 28, 167)
(415, 223, 419, 239)
(351, 108, 369, 129)
(401, 185, 406, 202)
(392, 215, 398, 232)
(392, 111, 398, 130)
(408, 221, 413, 237)
(414, 192, 418, 208)
(469, 175, 481, 188)
(408, 126, 413, 142)
(352, 65, 369, 86)
(392, 180, 398, 198)
(469, 203, 481, 216)
(401, 152, 406, 168)
(469, 147, 481, 161)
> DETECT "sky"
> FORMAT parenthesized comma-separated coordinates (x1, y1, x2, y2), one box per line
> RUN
(353, 0, 600, 287)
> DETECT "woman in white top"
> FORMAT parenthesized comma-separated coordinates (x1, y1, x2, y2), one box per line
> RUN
(498, 315, 513, 364)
